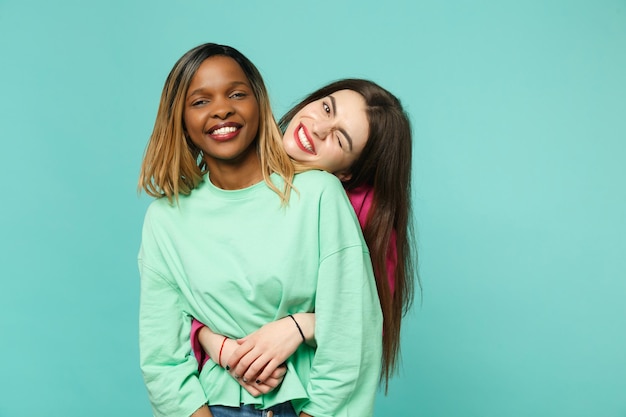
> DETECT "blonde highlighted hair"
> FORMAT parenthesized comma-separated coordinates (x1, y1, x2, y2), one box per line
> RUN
(139, 43, 295, 204)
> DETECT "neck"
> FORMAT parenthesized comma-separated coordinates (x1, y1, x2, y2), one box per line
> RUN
(206, 152, 264, 190)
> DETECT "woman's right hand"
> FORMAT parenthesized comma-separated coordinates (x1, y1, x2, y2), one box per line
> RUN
(233, 364, 288, 396)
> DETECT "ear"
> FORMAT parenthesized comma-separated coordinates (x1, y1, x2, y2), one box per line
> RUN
(336, 171, 352, 182)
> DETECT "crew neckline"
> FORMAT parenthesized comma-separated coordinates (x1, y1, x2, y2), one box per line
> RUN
(203, 173, 270, 200)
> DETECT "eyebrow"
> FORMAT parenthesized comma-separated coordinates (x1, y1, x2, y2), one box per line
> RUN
(329, 95, 354, 151)
(187, 81, 250, 99)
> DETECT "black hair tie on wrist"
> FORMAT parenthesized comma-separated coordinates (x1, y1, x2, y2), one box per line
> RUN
(288, 314, 306, 343)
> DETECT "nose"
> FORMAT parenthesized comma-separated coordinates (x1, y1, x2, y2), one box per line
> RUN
(311, 119, 333, 140)
(211, 96, 234, 120)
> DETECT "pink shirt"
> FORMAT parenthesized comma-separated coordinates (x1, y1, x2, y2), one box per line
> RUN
(190, 184, 398, 369)
(346, 185, 397, 296)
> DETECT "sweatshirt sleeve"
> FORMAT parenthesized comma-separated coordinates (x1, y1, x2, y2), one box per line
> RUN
(300, 183, 383, 417)
(138, 212, 207, 417)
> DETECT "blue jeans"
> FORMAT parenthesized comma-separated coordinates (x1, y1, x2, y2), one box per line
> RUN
(209, 402, 297, 417)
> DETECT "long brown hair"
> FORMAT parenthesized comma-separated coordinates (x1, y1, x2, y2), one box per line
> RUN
(139, 43, 294, 203)
(280, 79, 418, 391)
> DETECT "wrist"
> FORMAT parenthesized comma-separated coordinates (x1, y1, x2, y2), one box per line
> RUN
(218, 336, 228, 367)
(287, 314, 306, 343)
(202, 330, 228, 360)
(291, 313, 315, 344)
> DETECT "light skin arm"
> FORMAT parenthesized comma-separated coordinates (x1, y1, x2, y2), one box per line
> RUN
(226, 313, 315, 383)
(198, 314, 315, 386)
(197, 321, 297, 396)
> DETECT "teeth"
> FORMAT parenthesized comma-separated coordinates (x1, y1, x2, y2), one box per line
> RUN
(297, 127, 313, 152)
(212, 126, 237, 135)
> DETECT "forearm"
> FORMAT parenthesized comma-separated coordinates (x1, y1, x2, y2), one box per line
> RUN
(198, 324, 231, 366)
(191, 404, 213, 417)
(289, 313, 316, 346)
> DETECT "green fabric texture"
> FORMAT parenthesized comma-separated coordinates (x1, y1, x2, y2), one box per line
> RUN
(139, 170, 383, 417)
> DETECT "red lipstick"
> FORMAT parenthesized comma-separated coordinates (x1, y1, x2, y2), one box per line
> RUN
(294, 123, 316, 155)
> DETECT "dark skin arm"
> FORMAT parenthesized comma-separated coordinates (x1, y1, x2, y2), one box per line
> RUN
(190, 405, 213, 417)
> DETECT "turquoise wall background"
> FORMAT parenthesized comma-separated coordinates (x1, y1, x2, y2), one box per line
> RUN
(1, 1, 624, 416)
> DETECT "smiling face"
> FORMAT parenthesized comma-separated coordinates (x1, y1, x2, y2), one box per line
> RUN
(183, 56, 260, 172)
(282, 89, 369, 180)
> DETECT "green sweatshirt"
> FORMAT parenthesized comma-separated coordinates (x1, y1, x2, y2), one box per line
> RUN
(139, 170, 382, 417)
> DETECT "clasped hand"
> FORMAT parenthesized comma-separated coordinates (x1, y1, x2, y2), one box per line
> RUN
(199, 314, 314, 397)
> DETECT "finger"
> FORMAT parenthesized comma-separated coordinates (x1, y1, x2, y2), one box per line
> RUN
(253, 381, 277, 394)
(267, 365, 287, 381)
(260, 375, 284, 389)
(240, 382, 261, 397)
(270, 364, 288, 379)
(236, 377, 259, 393)
(239, 378, 275, 396)
(255, 359, 283, 383)
(232, 349, 262, 380)
(226, 341, 254, 371)
(243, 355, 272, 382)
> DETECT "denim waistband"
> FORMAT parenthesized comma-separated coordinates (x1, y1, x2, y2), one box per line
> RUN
(209, 401, 296, 417)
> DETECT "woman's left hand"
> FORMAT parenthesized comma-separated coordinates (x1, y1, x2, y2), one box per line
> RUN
(197, 323, 289, 397)
(226, 317, 304, 385)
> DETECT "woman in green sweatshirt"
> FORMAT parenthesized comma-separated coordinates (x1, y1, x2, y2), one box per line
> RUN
(138, 43, 382, 417)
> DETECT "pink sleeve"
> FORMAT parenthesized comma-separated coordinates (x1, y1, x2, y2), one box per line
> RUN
(346, 186, 370, 230)
(347, 185, 397, 297)
(190, 318, 209, 371)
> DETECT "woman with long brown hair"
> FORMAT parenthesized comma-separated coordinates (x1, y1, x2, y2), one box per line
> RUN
(193, 78, 417, 394)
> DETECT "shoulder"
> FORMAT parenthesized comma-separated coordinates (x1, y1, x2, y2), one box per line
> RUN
(293, 169, 345, 194)
(289, 170, 356, 216)
(145, 195, 179, 220)
(144, 197, 170, 219)
(142, 198, 176, 241)
(145, 182, 207, 215)
(143, 188, 202, 230)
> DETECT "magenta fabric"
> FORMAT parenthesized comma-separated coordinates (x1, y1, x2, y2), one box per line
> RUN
(346, 185, 397, 296)
(190, 317, 209, 369)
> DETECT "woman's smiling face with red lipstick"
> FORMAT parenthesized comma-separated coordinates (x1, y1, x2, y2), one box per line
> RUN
(184, 55, 259, 168)
(282, 89, 369, 181)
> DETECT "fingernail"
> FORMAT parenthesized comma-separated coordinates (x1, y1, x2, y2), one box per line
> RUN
(225, 366, 230, 371)
(242, 377, 248, 383)
(256, 380, 261, 384)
